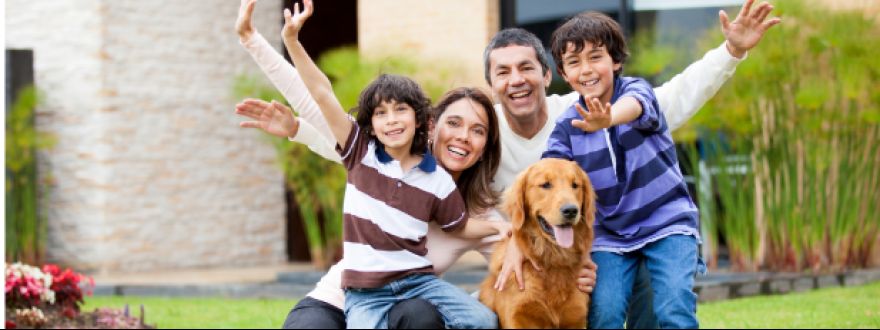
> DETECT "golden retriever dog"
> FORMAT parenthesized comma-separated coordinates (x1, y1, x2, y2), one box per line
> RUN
(480, 158, 595, 329)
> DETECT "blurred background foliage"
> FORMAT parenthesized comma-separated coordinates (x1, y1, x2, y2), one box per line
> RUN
(6, 86, 56, 264)
(234, 47, 456, 269)
(629, 0, 880, 272)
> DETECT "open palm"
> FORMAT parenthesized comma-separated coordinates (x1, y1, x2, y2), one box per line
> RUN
(282, 0, 313, 41)
(236, 0, 257, 41)
(721, 0, 782, 57)
(235, 99, 299, 138)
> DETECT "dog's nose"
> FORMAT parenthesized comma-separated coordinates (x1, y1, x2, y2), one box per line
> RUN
(561, 204, 579, 219)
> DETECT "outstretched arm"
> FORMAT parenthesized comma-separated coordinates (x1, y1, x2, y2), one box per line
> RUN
(237, 0, 338, 150)
(282, 0, 352, 146)
(570, 97, 643, 133)
(655, 0, 780, 131)
(281, 0, 352, 147)
(235, 99, 342, 163)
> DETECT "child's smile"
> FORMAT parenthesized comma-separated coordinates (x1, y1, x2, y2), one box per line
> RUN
(560, 42, 621, 104)
(372, 100, 418, 156)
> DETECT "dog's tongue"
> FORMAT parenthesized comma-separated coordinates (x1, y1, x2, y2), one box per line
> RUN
(553, 226, 574, 248)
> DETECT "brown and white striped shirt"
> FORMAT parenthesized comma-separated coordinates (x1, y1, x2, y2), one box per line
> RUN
(337, 123, 467, 289)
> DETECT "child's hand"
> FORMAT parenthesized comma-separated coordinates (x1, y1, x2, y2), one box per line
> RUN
(236, 0, 258, 42)
(577, 257, 597, 294)
(720, 0, 782, 58)
(236, 99, 300, 139)
(571, 98, 613, 133)
(282, 0, 313, 42)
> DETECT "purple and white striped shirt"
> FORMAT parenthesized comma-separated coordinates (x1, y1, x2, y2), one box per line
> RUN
(543, 76, 700, 253)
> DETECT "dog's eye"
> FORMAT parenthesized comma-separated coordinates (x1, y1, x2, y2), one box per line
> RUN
(540, 182, 552, 189)
(572, 182, 579, 189)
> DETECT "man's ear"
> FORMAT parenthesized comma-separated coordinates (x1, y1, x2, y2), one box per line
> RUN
(545, 68, 554, 89)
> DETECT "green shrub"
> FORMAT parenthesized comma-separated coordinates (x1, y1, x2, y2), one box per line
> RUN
(5, 86, 55, 264)
(630, 0, 880, 272)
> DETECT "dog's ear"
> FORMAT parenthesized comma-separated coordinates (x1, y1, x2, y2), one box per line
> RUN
(577, 166, 596, 227)
(503, 166, 532, 232)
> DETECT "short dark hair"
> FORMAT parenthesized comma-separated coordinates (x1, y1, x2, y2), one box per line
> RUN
(483, 28, 551, 85)
(550, 11, 629, 77)
(353, 74, 432, 155)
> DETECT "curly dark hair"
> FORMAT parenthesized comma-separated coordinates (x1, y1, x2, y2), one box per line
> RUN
(353, 74, 433, 155)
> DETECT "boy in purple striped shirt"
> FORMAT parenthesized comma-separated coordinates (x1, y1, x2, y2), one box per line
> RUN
(542, 12, 702, 328)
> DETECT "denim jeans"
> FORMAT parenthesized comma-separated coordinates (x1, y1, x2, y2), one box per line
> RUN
(589, 235, 701, 329)
(625, 260, 659, 329)
(345, 273, 498, 329)
(282, 296, 444, 329)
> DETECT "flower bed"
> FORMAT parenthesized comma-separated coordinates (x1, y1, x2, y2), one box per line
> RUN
(5, 262, 154, 329)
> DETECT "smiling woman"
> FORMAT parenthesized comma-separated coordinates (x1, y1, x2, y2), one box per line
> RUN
(430, 87, 501, 216)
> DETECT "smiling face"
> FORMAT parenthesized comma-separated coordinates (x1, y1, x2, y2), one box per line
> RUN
(371, 100, 419, 157)
(488, 45, 552, 122)
(559, 42, 620, 104)
(432, 98, 490, 177)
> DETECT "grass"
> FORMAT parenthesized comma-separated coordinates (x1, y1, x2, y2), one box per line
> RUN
(81, 296, 294, 329)
(82, 282, 880, 329)
(697, 281, 880, 328)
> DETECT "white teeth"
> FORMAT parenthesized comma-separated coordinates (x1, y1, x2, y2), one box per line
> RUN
(386, 129, 404, 136)
(448, 146, 468, 157)
(510, 91, 530, 99)
(581, 79, 599, 86)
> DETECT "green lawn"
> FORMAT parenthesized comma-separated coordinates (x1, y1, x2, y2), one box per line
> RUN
(83, 282, 880, 329)
(697, 281, 880, 329)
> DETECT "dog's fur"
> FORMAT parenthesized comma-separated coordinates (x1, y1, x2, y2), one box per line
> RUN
(480, 158, 595, 329)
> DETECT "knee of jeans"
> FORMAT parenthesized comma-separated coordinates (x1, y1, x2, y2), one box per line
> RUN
(589, 295, 628, 328)
(388, 299, 444, 329)
(471, 306, 499, 329)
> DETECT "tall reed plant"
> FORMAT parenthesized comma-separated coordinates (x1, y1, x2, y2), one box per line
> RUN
(6, 86, 55, 264)
(630, 0, 880, 272)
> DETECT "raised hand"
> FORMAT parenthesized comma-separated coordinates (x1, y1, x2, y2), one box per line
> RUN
(571, 98, 613, 133)
(282, 0, 314, 42)
(236, 0, 258, 42)
(721, 0, 782, 58)
(235, 99, 300, 138)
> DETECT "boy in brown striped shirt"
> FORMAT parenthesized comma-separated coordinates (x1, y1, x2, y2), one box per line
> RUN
(281, 1, 506, 328)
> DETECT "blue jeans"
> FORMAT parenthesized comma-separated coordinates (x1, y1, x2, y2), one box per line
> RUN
(589, 235, 701, 329)
(344, 273, 498, 329)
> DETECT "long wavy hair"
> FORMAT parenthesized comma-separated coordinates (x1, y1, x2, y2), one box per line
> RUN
(432, 87, 501, 215)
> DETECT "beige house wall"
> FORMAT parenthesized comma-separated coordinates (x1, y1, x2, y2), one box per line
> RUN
(6, 0, 289, 273)
(358, 0, 500, 89)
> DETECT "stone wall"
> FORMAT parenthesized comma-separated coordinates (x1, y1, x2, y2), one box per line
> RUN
(6, 0, 289, 273)
(357, 0, 499, 89)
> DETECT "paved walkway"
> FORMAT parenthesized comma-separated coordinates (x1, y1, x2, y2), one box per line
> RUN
(89, 253, 880, 302)
(90, 251, 490, 298)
